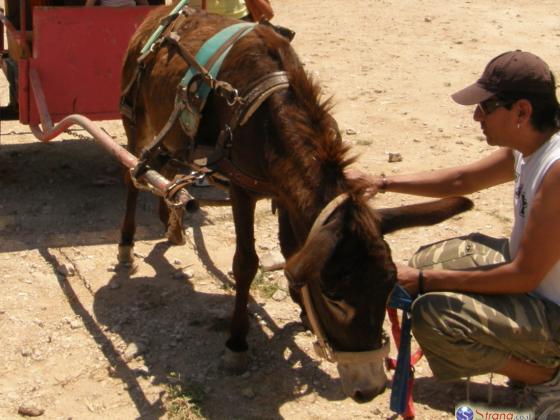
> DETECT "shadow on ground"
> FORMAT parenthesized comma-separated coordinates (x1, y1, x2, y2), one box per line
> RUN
(5, 139, 352, 418)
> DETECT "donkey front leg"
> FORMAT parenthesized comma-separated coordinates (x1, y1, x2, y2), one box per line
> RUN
(118, 170, 139, 273)
(222, 186, 258, 374)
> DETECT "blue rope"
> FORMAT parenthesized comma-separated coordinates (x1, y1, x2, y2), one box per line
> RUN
(387, 284, 415, 415)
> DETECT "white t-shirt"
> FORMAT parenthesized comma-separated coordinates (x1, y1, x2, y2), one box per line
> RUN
(510, 131, 560, 304)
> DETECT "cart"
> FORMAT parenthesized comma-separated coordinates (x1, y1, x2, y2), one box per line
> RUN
(0, 0, 199, 209)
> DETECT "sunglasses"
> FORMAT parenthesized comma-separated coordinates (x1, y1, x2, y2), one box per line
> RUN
(477, 98, 514, 115)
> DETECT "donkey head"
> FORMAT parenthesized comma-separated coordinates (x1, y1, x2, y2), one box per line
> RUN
(284, 195, 473, 402)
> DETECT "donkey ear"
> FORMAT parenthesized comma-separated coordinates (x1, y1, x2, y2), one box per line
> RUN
(284, 213, 342, 289)
(378, 197, 473, 235)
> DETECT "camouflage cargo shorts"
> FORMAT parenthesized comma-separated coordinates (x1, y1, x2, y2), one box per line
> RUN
(408, 233, 560, 381)
(408, 232, 510, 271)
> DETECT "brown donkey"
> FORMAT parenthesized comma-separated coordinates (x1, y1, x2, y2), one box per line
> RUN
(119, 8, 473, 402)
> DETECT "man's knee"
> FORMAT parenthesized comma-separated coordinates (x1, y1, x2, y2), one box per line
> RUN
(411, 292, 461, 341)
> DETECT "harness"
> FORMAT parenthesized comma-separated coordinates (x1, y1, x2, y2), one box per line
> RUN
(120, 0, 290, 195)
(301, 193, 391, 364)
(304, 194, 424, 417)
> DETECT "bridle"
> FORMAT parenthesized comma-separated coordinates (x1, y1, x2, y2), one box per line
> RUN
(299, 193, 390, 364)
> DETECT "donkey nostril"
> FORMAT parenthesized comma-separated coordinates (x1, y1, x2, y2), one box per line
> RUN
(353, 390, 367, 403)
(352, 390, 373, 403)
(352, 384, 386, 403)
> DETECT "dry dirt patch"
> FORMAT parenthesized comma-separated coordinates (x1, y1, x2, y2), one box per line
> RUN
(2, 0, 560, 419)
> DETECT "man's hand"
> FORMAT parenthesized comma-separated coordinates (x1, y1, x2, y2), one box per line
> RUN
(396, 263, 421, 296)
(344, 168, 384, 197)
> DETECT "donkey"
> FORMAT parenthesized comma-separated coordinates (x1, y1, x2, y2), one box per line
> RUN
(119, 7, 473, 402)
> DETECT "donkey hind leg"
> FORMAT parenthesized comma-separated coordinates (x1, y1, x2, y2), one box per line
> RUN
(118, 169, 139, 273)
(222, 186, 258, 374)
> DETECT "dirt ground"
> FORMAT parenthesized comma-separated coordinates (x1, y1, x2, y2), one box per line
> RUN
(1, 0, 560, 419)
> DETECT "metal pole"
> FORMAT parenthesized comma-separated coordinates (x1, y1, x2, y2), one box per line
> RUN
(29, 114, 198, 211)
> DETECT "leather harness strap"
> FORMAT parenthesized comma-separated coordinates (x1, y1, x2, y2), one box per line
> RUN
(300, 193, 391, 364)
(214, 158, 275, 195)
(204, 71, 290, 195)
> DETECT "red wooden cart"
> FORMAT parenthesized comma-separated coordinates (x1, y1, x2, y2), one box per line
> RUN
(0, 0, 197, 208)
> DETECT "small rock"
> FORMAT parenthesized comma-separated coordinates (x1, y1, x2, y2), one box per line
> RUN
(172, 271, 187, 280)
(272, 289, 288, 301)
(18, 405, 44, 417)
(172, 259, 182, 265)
(387, 152, 403, 163)
(241, 387, 255, 398)
(345, 128, 357, 135)
(260, 251, 285, 272)
(134, 366, 150, 377)
(109, 280, 121, 290)
(123, 342, 146, 362)
(69, 319, 82, 329)
(424, 16, 432, 22)
(57, 263, 75, 277)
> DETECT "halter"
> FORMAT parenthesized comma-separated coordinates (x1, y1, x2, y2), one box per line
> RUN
(300, 193, 390, 364)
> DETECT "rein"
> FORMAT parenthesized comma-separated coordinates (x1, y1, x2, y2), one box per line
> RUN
(300, 193, 390, 364)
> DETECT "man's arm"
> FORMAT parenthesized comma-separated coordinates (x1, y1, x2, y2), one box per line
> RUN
(398, 160, 560, 295)
(385, 147, 515, 197)
(347, 147, 515, 198)
(245, 0, 274, 21)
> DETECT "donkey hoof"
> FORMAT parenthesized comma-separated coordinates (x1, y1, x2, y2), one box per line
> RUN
(116, 245, 138, 274)
(220, 347, 250, 374)
(118, 244, 134, 264)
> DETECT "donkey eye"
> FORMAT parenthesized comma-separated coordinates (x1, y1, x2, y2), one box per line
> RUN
(323, 289, 343, 301)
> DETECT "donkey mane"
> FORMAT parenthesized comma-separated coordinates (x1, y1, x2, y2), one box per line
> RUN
(239, 27, 368, 212)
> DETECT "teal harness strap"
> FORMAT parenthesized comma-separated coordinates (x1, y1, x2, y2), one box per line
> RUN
(179, 22, 257, 134)
(138, 5, 257, 142)
(180, 22, 256, 98)
(141, 0, 191, 55)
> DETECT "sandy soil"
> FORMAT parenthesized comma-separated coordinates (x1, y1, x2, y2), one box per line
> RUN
(1, 0, 560, 419)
